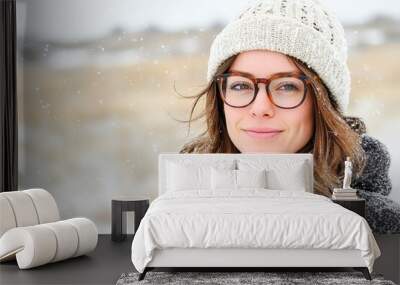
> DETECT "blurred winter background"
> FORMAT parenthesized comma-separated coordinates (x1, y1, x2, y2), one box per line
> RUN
(16, 0, 400, 233)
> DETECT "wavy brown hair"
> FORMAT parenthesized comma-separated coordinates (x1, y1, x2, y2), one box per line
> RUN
(176, 54, 367, 197)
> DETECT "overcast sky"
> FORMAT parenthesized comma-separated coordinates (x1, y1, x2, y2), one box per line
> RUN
(17, 0, 400, 42)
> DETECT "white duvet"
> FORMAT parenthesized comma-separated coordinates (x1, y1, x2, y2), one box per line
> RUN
(131, 189, 380, 273)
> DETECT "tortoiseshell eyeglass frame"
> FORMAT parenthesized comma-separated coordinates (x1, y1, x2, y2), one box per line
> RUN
(214, 70, 315, 109)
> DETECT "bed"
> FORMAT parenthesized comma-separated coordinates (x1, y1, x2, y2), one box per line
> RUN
(131, 153, 381, 281)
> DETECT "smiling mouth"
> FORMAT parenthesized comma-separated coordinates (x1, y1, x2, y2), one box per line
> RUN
(243, 130, 283, 139)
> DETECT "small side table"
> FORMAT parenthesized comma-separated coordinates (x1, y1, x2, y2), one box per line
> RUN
(112, 196, 150, 242)
(332, 198, 366, 218)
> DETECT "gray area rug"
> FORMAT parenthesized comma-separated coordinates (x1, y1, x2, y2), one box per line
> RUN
(116, 271, 396, 285)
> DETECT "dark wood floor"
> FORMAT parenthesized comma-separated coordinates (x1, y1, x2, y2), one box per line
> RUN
(0, 235, 361, 285)
(1, 234, 397, 284)
(0, 234, 134, 285)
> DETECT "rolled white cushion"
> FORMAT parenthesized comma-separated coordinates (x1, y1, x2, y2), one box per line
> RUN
(0, 191, 39, 227)
(0, 218, 98, 269)
(0, 189, 60, 238)
(0, 196, 17, 237)
(24, 188, 60, 223)
(0, 225, 57, 269)
(42, 221, 79, 262)
(64, 218, 98, 257)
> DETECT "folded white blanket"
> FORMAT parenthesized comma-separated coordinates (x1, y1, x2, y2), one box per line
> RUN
(131, 189, 380, 273)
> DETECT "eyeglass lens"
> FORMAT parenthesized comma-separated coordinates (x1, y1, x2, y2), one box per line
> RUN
(219, 75, 306, 108)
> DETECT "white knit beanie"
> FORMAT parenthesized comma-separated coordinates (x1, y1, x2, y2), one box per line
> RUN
(207, 0, 350, 114)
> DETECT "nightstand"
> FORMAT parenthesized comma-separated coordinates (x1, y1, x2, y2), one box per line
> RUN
(111, 196, 150, 242)
(332, 198, 366, 218)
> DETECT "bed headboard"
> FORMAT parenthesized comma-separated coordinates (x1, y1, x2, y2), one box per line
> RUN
(158, 153, 314, 196)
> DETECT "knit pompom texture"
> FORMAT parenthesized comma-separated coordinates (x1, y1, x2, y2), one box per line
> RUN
(207, 0, 351, 113)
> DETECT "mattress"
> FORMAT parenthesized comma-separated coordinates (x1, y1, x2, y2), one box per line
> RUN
(131, 189, 381, 273)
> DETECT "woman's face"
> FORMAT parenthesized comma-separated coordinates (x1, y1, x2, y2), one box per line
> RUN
(223, 50, 314, 153)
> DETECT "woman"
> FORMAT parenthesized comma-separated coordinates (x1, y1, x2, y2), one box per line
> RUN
(178, 0, 399, 234)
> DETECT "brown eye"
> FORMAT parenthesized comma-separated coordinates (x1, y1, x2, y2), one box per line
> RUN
(231, 83, 253, 91)
(278, 83, 299, 91)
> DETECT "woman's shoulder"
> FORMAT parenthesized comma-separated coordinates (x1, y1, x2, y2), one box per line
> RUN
(359, 133, 391, 167)
(343, 116, 391, 172)
(352, 133, 392, 196)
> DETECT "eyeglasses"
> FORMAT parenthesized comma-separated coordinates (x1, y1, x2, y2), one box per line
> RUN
(215, 70, 313, 109)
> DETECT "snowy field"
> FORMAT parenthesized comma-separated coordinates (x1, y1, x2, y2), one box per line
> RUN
(17, 42, 400, 233)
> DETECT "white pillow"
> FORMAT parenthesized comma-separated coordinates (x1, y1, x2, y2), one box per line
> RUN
(237, 159, 308, 192)
(236, 169, 268, 188)
(210, 167, 236, 190)
(266, 164, 307, 191)
(210, 168, 268, 190)
(167, 162, 210, 191)
(166, 160, 236, 191)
